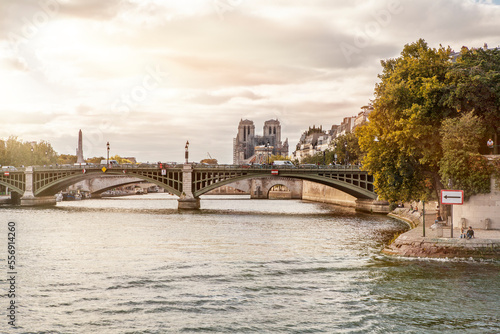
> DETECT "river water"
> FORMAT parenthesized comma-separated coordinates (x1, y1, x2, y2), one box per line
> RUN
(1, 194, 499, 333)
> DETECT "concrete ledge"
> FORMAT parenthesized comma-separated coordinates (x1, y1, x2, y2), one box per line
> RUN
(178, 197, 200, 209)
(356, 199, 391, 214)
(0, 195, 11, 204)
(20, 196, 57, 206)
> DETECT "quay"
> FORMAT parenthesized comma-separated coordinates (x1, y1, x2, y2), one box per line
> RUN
(384, 208, 500, 260)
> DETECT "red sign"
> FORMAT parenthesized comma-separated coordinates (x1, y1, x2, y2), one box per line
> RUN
(4, 172, 9, 176)
(271, 169, 279, 175)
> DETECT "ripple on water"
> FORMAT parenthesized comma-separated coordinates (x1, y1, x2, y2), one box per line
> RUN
(3, 195, 499, 333)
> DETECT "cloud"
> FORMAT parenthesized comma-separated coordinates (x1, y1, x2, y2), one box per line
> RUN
(1, 0, 500, 163)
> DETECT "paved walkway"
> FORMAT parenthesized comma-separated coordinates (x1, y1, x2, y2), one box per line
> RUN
(385, 209, 500, 259)
(403, 223, 500, 242)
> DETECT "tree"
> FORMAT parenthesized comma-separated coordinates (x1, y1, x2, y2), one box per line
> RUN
(444, 46, 500, 154)
(32, 140, 58, 166)
(301, 151, 330, 165)
(0, 136, 58, 166)
(357, 39, 454, 202)
(439, 112, 492, 199)
(111, 155, 133, 164)
(331, 133, 362, 165)
(85, 156, 105, 164)
(268, 154, 288, 164)
(59, 154, 78, 165)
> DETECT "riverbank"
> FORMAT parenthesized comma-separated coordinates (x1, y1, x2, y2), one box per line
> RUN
(384, 208, 500, 260)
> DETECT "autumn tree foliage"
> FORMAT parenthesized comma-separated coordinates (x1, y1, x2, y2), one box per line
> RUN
(358, 39, 500, 203)
(358, 39, 453, 202)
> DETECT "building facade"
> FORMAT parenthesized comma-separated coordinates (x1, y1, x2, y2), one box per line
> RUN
(233, 119, 289, 164)
(292, 105, 373, 163)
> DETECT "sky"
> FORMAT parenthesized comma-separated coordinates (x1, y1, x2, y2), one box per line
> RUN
(1, 0, 500, 164)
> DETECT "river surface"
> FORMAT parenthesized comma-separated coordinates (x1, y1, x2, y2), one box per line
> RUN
(1, 194, 499, 333)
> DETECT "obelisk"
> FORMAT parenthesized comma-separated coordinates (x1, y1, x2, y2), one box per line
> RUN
(76, 129, 84, 163)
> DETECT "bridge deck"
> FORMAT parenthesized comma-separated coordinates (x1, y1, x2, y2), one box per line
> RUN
(1, 164, 376, 200)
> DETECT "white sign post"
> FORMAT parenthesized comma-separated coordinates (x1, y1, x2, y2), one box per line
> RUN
(441, 190, 464, 205)
(440, 190, 464, 238)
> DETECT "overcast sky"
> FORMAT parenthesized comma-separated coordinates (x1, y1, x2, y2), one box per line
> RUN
(1, 0, 499, 164)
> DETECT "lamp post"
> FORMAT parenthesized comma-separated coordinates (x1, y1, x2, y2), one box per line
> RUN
(266, 141, 270, 165)
(30, 146, 34, 166)
(185, 141, 189, 164)
(448, 178, 454, 239)
(334, 143, 337, 165)
(106, 142, 110, 168)
(344, 142, 348, 165)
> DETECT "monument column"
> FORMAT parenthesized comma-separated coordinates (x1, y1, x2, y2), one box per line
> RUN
(76, 129, 85, 164)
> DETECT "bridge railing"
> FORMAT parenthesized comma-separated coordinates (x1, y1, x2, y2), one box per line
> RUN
(27, 163, 364, 172)
(191, 163, 363, 171)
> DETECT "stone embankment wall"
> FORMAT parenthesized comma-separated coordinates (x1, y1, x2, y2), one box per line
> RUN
(451, 176, 499, 230)
(301, 181, 390, 213)
(302, 181, 357, 207)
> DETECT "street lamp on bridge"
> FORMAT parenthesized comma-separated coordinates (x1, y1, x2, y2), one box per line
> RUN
(266, 141, 270, 165)
(106, 142, 110, 168)
(344, 141, 348, 165)
(185, 140, 189, 164)
(334, 143, 337, 165)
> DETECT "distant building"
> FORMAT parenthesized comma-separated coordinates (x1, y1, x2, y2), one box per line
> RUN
(292, 105, 372, 163)
(233, 119, 289, 164)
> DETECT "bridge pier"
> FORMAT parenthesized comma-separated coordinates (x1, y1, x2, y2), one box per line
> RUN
(178, 164, 200, 209)
(178, 196, 200, 209)
(20, 167, 56, 206)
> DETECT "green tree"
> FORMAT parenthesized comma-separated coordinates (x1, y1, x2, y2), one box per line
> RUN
(32, 140, 58, 166)
(331, 133, 362, 165)
(439, 112, 492, 198)
(357, 39, 454, 202)
(444, 46, 500, 154)
(0, 137, 59, 166)
(301, 151, 327, 165)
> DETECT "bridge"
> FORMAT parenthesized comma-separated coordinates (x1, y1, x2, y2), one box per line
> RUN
(0, 164, 380, 210)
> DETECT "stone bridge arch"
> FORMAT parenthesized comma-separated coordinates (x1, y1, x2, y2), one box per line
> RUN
(67, 176, 150, 196)
(33, 168, 182, 197)
(248, 177, 302, 199)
